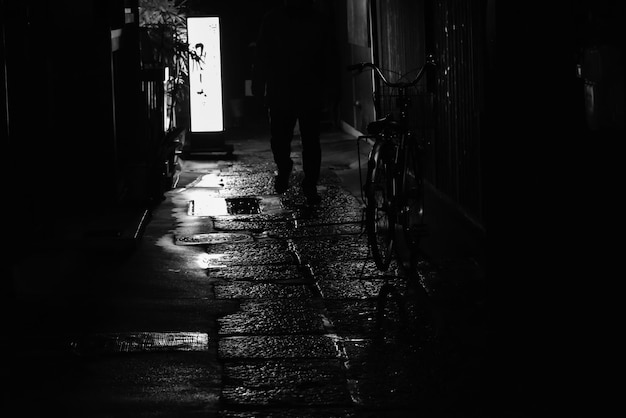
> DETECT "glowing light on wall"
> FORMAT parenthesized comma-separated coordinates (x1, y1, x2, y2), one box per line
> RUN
(164, 66, 171, 131)
(187, 16, 224, 133)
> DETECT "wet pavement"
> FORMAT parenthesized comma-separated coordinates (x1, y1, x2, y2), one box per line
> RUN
(5, 125, 486, 417)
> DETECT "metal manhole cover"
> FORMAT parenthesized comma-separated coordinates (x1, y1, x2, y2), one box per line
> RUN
(176, 232, 254, 245)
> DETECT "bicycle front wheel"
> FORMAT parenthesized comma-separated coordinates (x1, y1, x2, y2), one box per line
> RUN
(365, 141, 395, 271)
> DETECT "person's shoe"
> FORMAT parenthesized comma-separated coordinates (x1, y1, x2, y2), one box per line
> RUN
(274, 173, 290, 194)
(274, 161, 293, 194)
(303, 187, 322, 205)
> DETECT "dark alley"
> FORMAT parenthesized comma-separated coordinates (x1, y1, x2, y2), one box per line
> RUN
(2, 0, 624, 417)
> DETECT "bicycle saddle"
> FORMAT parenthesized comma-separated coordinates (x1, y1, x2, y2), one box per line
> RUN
(367, 114, 401, 135)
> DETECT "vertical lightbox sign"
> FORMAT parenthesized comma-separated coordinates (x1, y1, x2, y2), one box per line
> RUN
(187, 16, 224, 133)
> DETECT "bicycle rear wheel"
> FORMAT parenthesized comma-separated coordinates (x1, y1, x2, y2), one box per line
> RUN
(365, 141, 395, 271)
(394, 141, 425, 268)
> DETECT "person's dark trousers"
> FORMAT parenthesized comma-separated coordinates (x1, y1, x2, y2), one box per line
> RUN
(269, 106, 321, 191)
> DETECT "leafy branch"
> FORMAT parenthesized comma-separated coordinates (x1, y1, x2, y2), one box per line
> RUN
(139, 0, 201, 129)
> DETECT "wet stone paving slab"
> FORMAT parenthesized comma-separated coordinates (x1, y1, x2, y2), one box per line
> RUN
(207, 264, 302, 282)
(289, 222, 362, 238)
(218, 300, 327, 336)
(221, 384, 353, 409)
(290, 235, 372, 265)
(213, 219, 295, 236)
(72, 353, 220, 414)
(217, 173, 276, 197)
(201, 240, 295, 266)
(221, 386, 352, 408)
(311, 261, 409, 300)
(313, 260, 404, 281)
(315, 278, 399, 300)
(219, 160, 276, 175)
(222, 359, 349, 393)
(218, 409, 356, 418)
(218, 335, 339, 360)
(286, 191, 363, 223)
(214, 282, 315, 300)
(320, 300, 381, 335)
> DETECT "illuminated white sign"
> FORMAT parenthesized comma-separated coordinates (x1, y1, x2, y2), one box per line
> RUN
(187, 16, 224, 132)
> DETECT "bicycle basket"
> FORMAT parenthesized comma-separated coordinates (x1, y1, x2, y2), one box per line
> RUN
(374, 85, 435, 131)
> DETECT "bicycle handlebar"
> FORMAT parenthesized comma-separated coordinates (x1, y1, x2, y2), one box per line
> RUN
(347, 55, 436, 88)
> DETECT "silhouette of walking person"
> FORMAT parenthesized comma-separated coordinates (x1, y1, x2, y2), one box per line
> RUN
(252, 0, 336, 204)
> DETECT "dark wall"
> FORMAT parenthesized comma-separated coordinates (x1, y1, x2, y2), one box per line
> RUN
(1, 0, 8, 145)
(3, 1, 111, 204)
(338, 0, 376, 134)
(496, 0, 624, 219)
(3, 0, 146, 210)
(427, 0, 488, 228)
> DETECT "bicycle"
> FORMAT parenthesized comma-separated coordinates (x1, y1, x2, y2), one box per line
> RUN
(348, 57, 436, 273)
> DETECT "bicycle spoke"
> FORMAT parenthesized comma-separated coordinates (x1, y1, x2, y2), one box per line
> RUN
(365, 147, 395, 271)
(392, 143, 425, 272)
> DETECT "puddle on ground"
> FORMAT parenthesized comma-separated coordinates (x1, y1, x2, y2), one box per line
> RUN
(187, 197, 261, 216)
(187, 173, 224, 188)
(187, 196, 289, 217)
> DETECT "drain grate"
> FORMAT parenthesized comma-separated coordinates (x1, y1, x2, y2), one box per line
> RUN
(176, 232, 254, 245)
(71, 332, 209, 354)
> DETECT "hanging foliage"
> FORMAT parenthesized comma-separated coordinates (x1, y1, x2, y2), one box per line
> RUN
(139, 0, 202, 129)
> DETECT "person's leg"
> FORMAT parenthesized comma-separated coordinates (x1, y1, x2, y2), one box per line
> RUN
(269, 107, 296, 192)
(297, 109, 322, 202)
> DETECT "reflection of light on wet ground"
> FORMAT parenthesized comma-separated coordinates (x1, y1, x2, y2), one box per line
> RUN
(71, 332, 209, 354)
(258, 196, 289, 216)
(188, 173, 224, 188)
(180, 192, 291, 219)
(187, 197, 229, 216)
(186, 197, 266, 217)
(155, 234, 190, 252)
(196, 252, 228, 269)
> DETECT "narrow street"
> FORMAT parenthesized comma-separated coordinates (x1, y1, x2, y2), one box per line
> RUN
(6, 127, 485, 417)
